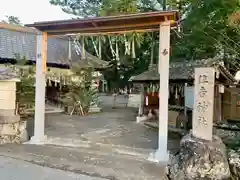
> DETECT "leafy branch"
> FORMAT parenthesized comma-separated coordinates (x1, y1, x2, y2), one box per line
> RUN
(61, 65, 99, 115)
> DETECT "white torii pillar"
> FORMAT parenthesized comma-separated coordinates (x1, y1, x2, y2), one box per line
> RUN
(29, 32, 47, 144)
(149, 21, 170, 163)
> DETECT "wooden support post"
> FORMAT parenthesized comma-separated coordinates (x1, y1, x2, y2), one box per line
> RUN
(102, 80, 105, 92)
(68, 37, 72, 60)
(138, 84, 144, 116)
(30, 32, 47, 144)
(113, 93, 117, 109)
(149, 21, 170, 163)
(217, 84, 224, 123)
(184, 83, 188, 130)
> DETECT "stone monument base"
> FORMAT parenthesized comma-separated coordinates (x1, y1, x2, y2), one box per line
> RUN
(136, 115, 149, 123)
(168, 131, 231, 180)
(148, 149, 169, 163)
(228, 149, 240, 179)
(26, 135, 48, 145)
(0, 112, 28, 144)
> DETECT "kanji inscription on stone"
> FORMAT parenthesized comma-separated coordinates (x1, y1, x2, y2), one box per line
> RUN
(199, 86, 207, 97)
(193, 67, 215, 141)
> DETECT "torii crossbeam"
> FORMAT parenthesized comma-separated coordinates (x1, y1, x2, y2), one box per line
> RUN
(26, 10, 179, 163)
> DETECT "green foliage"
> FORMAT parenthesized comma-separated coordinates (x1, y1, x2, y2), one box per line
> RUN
(227, 136, 240, 150)
(61, 66, 99, 115)
(99, 0, 139, 16)
(2, 15, 22, 25)
(16, 67, 35, 109)
(170, 0, 240, 62)
(49, 0, 165, 17)
(50, 0, 102, 17)
(50, 0, 240, 88)
(49, 0, 158, 90)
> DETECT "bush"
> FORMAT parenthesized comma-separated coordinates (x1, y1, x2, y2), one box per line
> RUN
(61, 65, 99, 115)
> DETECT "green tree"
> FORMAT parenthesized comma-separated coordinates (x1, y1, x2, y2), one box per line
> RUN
(50, 0, 151, 89)
(51, 0, 240, 79)
(170, 0, 240, 63)
(49, 0, 166, 17)
(2, 16, 22, 25)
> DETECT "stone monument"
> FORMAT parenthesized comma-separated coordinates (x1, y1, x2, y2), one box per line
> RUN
(0, 68, 28, 144)
(192, 67, 215, 141)
(169, 67, 231, 180)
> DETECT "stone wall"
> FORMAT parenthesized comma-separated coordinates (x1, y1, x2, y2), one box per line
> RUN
(0, 81, 17, 110)
(0, 80, 28, 144)
(0, 118, 28, 144)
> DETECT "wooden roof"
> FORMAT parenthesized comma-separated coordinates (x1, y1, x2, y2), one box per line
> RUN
(0, 22, 107, 68)
(0, 22, 37, 34)
(131, 57, 236, 83)
(25, 11, 179, 36)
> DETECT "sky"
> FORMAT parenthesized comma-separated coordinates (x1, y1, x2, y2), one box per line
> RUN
(0, 0, 73, 24)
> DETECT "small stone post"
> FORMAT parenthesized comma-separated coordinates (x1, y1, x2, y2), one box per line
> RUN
(112, 93, 117, 109)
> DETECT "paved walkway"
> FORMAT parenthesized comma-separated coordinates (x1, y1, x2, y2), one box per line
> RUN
(0, 144, 168, 180)
(20, 95, 179, 179)
(0, 156, 105, 180)
(26, 107, 180, 155)
(45, 103, 64, 113)
(26, 94, 180, 159)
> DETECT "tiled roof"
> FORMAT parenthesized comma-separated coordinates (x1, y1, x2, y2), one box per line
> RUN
(0, 67, 18, 80)
(132, 57, 235, 82)
(0, 22, 106, 67)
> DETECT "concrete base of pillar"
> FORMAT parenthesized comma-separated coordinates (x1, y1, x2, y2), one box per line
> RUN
(148, 149, 169, 164)
(136, 115, 149, 123)
(25, 135, 47, 145)
(89, 104, 102, 113)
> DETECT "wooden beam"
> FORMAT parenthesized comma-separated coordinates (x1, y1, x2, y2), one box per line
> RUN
(50, 28, 161, 37)
(42, 32, 48, 73)
(0, 22, 37, 34)
(26, 11, 178, 28)
(45, 20, 176, 35)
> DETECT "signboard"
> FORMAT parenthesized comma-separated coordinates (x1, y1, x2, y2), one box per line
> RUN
(184, 86, 194, 109)
(192, 68, 215, 141)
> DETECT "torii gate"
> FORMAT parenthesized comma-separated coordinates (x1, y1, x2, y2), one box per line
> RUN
(26, 11, 179, 163)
